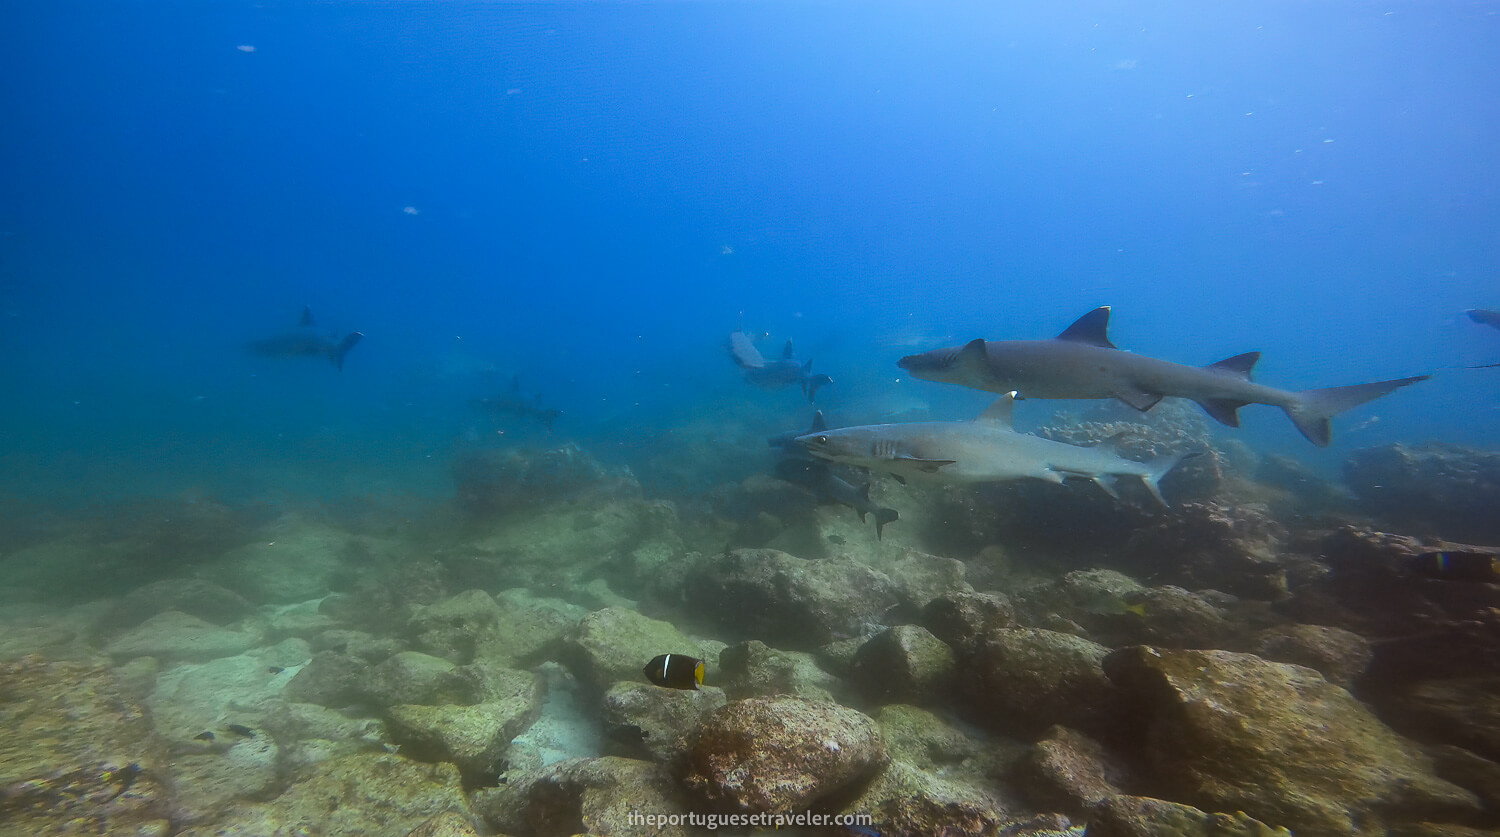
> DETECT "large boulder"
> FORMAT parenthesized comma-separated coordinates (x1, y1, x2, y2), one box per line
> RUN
(104, 610, 262, 664)
(1105, 646, 1481, 836)
(384, 664, 542, 779)
(716, 640, 847, 703)
(683, 549, 901, 649)
(472, 756, 692, 837)
(961, 628, 1119, 739)
(600, 681, 727, 764)
(850, 625, 956, 706)
(683, 697, 887, 813)
(1345, 443, 1500, 544)
(562, 607, 722, 694)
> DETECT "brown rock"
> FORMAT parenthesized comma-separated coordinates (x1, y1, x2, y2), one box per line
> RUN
(683, 697, 887, 813)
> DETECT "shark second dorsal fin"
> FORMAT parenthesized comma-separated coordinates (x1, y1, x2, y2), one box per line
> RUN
(299, 306, 316, 328)
(976, 392, 1017, 429)
(782, 339, 796, 360)
(1055, 306, 1116, 349)
(1205, 351, 1260, 380)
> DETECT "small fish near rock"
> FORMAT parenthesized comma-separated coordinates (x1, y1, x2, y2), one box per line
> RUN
(643, 653, 705, 690)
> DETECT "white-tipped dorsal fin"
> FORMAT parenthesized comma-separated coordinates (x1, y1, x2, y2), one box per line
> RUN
(1055, 306, 1116, 349)
(976, 392, 1017, 429)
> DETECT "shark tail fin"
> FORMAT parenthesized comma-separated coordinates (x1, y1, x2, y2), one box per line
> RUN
(1140, 450, 1196, 508)
(804, 373, 833, 403)
(331, 332, 364, 372)
(1287, 375, 1430, 446)
(874, 507, 899, 540)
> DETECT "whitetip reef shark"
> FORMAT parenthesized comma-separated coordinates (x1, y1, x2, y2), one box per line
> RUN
(247, 307, 363, 372)
(794, 393, 1190, 507)
(897, 306, 1429, 447)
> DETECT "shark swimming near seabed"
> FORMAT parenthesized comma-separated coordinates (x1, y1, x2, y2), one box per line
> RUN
(794, 393, 1191, 507)
(469, 374, 563, 431)
(247, 307, 363, 371)
(728, 329, 833, 402)
(770, 412, 900, 538)
(897, 307, 1430, 447)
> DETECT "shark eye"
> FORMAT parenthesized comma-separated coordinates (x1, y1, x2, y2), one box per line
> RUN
(815, 435, 829, 445)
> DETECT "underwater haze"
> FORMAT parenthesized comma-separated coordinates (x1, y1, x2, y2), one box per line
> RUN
(4, 0, 1497, 505)
(8, 4, 1500, 837)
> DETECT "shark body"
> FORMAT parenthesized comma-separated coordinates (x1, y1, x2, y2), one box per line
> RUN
(794, 394, 1188, 507)
(897, 307, 1428, 447)
(729, 330, 833, 402)
(248, 307, 363, 371)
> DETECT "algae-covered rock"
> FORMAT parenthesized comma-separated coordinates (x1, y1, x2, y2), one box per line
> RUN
(716, 640, 847, 703)
(94, 578, 256, 637)
(921, 590, 1016, 656)
(362, 651, 468, 707)
(174, 752, 476, 837)
(385, 663, 540, 773)
(563, 606, 722, 694)
(167, 736, 280, 828)
(1013, 725, 1128, 816)
(683, 548, 901, 648)
(0, 655, 171, 836)
(408, 588, 584, 667)
(1086, 795, 1291, 837)
(1251, 623, 1372, 687)
(403, 811, 486, 837)
(962, 628, 1118, 738)
(285, 650, 367, 707)
(683, 696, 887, 813)
(840, 704, 1024, 837)
(201, 519, 396, 605)
(473, 756, 692, 837)
(1105, 646, 1481, 836)
(104, 610, 262, 664)
(600, 680, 727, 764)
(850, 624, 956, 706)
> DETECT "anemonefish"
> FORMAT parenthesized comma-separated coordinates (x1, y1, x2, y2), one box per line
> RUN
(643, 653, 704, 690)
(1412, 550, 1500, 584)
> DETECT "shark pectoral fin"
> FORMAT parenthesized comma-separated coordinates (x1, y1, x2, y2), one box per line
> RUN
(975, 392, 1018, 428)
(1113, 387, 1163, 412)
(955, 338, 990, 374)
(1055, 306, 1117, 349)
(1198, 398, 1250, 427)
(900, 457, 957, 473)
(1205, 352, 1260, 380)
(332, 332, 363, 372)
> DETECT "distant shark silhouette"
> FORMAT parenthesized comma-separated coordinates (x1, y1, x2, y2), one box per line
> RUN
(728, 330, 833, 402)
(899, 307, 1429, 447)
(248, 307, 363, 371)
(469, 374, 562, 431)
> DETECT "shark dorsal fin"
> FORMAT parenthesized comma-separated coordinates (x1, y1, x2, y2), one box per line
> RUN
(510, 373, 522, 393)
(782, 339, 796, 360)
(1205, 351, 1260, 380)
(299, 306, 316, 328)
(1055, 306, 1115, 349)
(809, 411, 827, 434)
(976, 392, 1017, 429)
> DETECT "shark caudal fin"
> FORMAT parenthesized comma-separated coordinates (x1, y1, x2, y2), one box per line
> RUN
(331, 332, 364, 372)
(1286, 375, 1430, 446)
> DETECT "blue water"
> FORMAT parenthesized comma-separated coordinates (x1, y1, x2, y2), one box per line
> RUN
(3, 1, 1498, 505)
